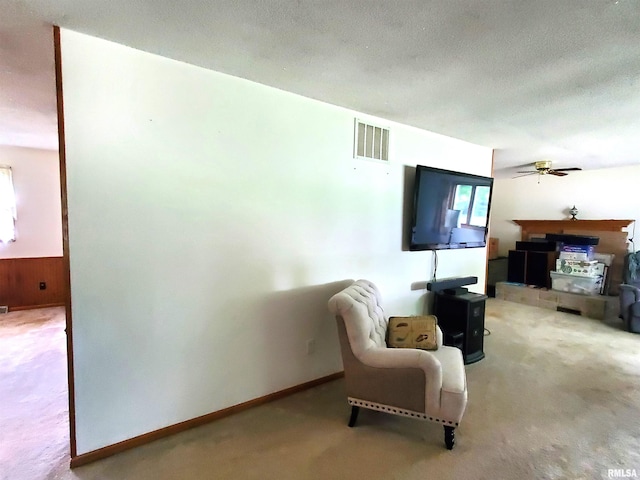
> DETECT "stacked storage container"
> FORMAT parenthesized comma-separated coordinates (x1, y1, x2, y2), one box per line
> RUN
(550, 243, 604, 295)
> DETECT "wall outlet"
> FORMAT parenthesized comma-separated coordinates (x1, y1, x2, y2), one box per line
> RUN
(306, 339, 316, 355)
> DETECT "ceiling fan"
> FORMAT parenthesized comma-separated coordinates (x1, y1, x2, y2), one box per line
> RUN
(514, 160, 582, 178)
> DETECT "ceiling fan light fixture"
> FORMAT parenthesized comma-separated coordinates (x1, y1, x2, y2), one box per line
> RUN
(535, 160, 552, 172)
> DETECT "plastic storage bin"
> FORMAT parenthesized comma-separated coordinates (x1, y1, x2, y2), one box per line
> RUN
(550, 271, 602, 295)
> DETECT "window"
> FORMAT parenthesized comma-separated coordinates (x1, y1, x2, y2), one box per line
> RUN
(0, 166, 16, 243)
(452, 184, 490, 227)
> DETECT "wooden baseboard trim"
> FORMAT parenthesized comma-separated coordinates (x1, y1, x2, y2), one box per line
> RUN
(9, 303, 66, 312)
(70, 371, 344, 468)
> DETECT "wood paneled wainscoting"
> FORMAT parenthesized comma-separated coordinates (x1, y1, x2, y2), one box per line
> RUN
(0, 257, 67, 310)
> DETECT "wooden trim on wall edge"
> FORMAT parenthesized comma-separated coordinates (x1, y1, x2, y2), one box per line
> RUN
(70, 371, 344, 468)
(485, 148, 496, 294)
(53, 25, 78, 460)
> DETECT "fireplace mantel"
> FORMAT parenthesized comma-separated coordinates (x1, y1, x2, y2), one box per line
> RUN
(512, 219, 633, 241)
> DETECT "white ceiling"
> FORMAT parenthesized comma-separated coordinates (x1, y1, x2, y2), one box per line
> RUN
(2, 0, 640, 176)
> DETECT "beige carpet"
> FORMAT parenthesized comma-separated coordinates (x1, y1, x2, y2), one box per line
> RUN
(1, 300, 639, 480)
(0, 307, 69, 480)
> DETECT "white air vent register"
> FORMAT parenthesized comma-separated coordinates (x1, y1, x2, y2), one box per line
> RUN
(354, 119, 389, 162)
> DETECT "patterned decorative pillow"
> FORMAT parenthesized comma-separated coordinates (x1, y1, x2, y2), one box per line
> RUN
(387, 315, 438, 350)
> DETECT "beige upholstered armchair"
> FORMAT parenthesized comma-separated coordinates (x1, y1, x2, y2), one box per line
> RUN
(328, 279, 468, 449)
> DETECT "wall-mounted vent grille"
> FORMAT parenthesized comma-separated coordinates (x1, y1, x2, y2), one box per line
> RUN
(354, 119, 389, 162)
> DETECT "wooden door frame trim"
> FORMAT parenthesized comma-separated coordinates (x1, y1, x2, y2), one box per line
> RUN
(53, 25, 77, 460)
(484, 149, 495, 295)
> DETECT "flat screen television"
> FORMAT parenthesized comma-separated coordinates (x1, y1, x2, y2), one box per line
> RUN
(409, 165, 494, 251)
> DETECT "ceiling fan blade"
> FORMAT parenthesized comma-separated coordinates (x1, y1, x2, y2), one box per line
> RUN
(552, 167, 582, 172)
(516, 170, 536, 173)
(512, 172, 539, 178)
(548, 170, 568, 176)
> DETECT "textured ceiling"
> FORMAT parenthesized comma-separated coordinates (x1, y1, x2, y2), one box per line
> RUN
(2, 0, 640, 175)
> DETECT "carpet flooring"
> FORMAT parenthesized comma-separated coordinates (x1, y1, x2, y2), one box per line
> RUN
(0, 307, 69, 480)
(1, 300, 639, 480)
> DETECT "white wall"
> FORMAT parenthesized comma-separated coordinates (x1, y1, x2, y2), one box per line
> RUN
(0, 145, 62, 258)
(60, 29, 493, 454)
(490, 166, 639, 256)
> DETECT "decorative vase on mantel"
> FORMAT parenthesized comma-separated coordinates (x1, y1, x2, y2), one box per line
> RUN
(569, 206, 578, 221)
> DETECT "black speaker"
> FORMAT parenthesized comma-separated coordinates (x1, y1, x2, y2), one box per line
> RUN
(427, 276, 478, 292)
(515, 240, 556, 251)
(465, 301, 485, 362)
(545, 233, 599, 246)
(434, 291, 487, 364)
(507, 250, 527, 283)
(525, 251, 556, 288)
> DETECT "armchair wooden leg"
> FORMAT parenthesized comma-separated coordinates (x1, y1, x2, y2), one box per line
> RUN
(348, 406, 360, 427)
(444, 426, 455, 450)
